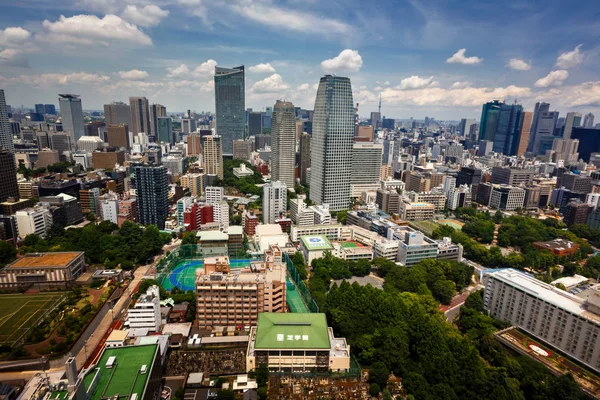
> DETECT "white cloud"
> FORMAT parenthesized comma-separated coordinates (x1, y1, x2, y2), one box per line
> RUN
(534, 70, 569, 88)
(508, 58, 531, 71)
(297, 83, 310, 91)
(167, 59, 217, 78)
(118, 69, 149, 80)
(556, 44, 584, 69)
(398, 75, 438, 90)
(320, 49, 363, 73)
(41, 14, 153, 46)
(122, 5, 169, 28)
(0, 27, 31, 46)
(227, 1, 352, 38)
(0, 72, 110, 86)
(537, 81, 600, 108)
(450, 81, 471, 89)
(249, 63, 276, 73)
(251, 74, 289, 93)
(446, 48, 483, 65)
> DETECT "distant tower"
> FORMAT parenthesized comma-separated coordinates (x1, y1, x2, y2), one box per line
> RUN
(378, 95, 382, 114)
(271, 100, 296, 188)
(133, 163, 168, 229)
(0, 89, 13, 153)
(59, 94, 84, 144)
(215, 65, 245, 155)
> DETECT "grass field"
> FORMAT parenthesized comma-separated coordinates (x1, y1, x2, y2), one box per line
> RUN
(0, 292, 67, 346)
(286, 282, 308, 313)
(411, 220, 440, 236)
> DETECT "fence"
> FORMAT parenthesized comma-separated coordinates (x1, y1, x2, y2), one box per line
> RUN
(284, 253, 319, 313)
(155, 245, 202, 286)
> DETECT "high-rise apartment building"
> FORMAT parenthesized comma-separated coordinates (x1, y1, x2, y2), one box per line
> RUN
(104, 102, 131, 126)
(563, 112, 582, 140)
(309, 75, 355, 211)
(263, 181, 287, 224)
(187, 132, 202, 156)
(58, 94, 85, 143)
(215, 65, 245, 155)
(0, 149, 18, 202)
(126, 285, 162, 332)
(157, 117, 173, 145)
(0, 90, 13, 153)
(149, 104, 166, 139)
(202, 135, 224, 179)
(271, 100, 296, 188)
(478, 100, 524, 156)
(299, 132, 311, 185)
(106, 124, 130, 150)
(129, 96, 150, 136)
(133, 164, 169, 229)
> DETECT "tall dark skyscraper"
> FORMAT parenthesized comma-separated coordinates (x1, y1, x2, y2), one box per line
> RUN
(104, 102, 131, 126)
(133, 164, 169, 229)
(157, 117, 173, 145)
(35, 104, 45, 115)
(129, 96, 150, 136)
(299, 132, 311, 185)
(215, 65, 245, 155)
(248, 111, 263, 136)
(478, 100, 524, 156)
(149, 103, 167, 139)
(0, 89, 13, 153)
(0, 148, 18, 202)
(528, 102, 559, 155)
(309, 75, 354, 211)
(571, 128, 600, 163)
(58, 94, 85, 144)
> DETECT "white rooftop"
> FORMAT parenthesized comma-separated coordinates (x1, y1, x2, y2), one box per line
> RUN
(550, 274, 589, 289)
(255, 224, 283, 236)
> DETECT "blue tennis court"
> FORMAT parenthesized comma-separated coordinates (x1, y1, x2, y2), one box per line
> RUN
(162, 259, 253, 291)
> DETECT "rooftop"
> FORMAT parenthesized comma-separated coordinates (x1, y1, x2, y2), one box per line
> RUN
(83, 344, 158, 400)
(254, 313, 330, 349)
(300, 235, 333, 251)
(255, 224, 284, 236)
(8, 252, 83, 269)
(197, 230, 229, 241)
(533, 238, 579, 251)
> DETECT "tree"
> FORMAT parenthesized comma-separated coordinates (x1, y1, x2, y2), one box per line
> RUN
(216, 389, 235, 400)
(464, 291, 484, 312)
(291, 251, 308, 280)
(255, 363, 269, 387)
(337, 210, 348, 225)
(0, 241, 17, 267)
(369, 383, 381, 397)
(368, 361, 389, 389)
(182, 231, 198, 245)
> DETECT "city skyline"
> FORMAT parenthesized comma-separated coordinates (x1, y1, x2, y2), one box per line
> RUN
(0, 0, 599, 119)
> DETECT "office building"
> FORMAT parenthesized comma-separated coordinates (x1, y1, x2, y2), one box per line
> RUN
(39, 193, 83, 227)
(456, 166, 482, 188)
(157, 117, 173, 145)
(129, 96, 150, 136)
(133, 164, 169, 229)
(376, 189, 400, 215)
(248, 111, 263, 136)
(247, 312, 350, 373)
(484, 269, 600, 374)
(271, 100, 296, 188)
(187, 132, 202, 156)
(263, 181, 287, 224)
(76, 136, 104, 152)
(370, 111, 381, 130)
(516, 111, 533, 156)
(149, 103, 166, 139)
(104, 102, 131, 126)
(583, 113, 595, 129)
(205, 186, 224, 203)
(447, 184, 472, 210)
(550, 138, 579, 163)
(564, 201, 594, 227)
(0, 252, 85, 287)
(491, 166, 535, 186)
(101, 195, 119, 224)
(571, 128, 600, 162)
(162, 155, 188, 176)
(563, 112, 582, 140)
(202, 135, 223, 179)
(92, 150, 126, 169)
(181, 118, 196, 135)
(351, 143, 383, 189)
(395, 229, 439, 266)
(0, 149, 18, 202)
(127, 285, 162, 332)
(558, 172, 592, 194)
(181, 173, 204, 197)
(458, 118, 476, 137)
(489, 185, 525, 211)
(478, 100, 524, 156)
(478, 140, 494, 157)
(80, 188, 101, 216)
(399, 201, 435, 221)
(197, 254, 286, 329)
(356, 125, 374, 141)
(523, 186, 541, 210)
(59, 94, 84, 143)
(406, 191, 447, 212)
(299, 133, 311, 185)
(309, 75, 355, 211)
(382, 118, 395, 130)
(0, 90, 13, 153)
(529, 103, 559, 155)
(215, 65, 245, 154)
(232, 139, 251, 161)
(106, 124, 130, 150)
(15, 207, 53, 237)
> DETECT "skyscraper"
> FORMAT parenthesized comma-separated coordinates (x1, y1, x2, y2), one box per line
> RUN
(478, 100, 524, 156)
(351, 143, 383, 185)
(0, 148, 18, 202)
(104, 102, 131, 126)
(370, 111, 381, 130)
(563, 112, 582, 139)
(106, 124, 130, 150)
(309, 75, 355, 211)
(149, 104, 167, 139)
(516, 111, 533, 156)
(0, 90, 13, 153)
(299, 132, 311, 185)
(248, 111, 263, 136)
(215, 65, 245, 155)
(35, 104, 45, 115)
(59, 94, 84, 143)
(583, 113, 595, 129)
(129, 96, 150, 136)
(271, 100, 296, 188)
(202, 135, 224, 179)
(458, 118, 476, 137)
(263, 181, 287, 224)
(157, 117, 173, 145)
(530, 106, 559, 155)
(187, 133, 202, 156)
(133, 164, 168, 229)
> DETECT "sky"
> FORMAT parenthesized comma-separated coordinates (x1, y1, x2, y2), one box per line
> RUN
(0, 0, 599, 121)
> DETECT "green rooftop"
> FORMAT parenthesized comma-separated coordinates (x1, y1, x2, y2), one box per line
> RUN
(83, 344, 158, 400)
(340, 241, 359, 248)
(300, 235, 333, 251)
(254, 313, 331, 349)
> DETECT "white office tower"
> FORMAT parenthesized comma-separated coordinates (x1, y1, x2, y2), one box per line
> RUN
(563, 112, 582, 140)
(443, 176, 456, 196)
(58, 94, 85, 144)
(126, 285, 161, 332)
(205, 186, 224, 204)
(271, 100, 296, 188)
(263, 181, 287, 224)
(0, 90, 13, 153)
(351, 143, 383, 197)
(212, 200, 230, 229)
(101, 195, 119, 224)
(310, 75, 355, 211)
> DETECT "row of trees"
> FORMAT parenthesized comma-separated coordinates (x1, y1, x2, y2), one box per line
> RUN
(19, 220, 172, 268)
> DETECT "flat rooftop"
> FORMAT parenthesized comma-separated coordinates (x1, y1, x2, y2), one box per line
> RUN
(254, 313, 330, 349)
(300, 235, 333, 251)
(533, 238, 578, 251)
(83, 344, 158, 400)
(8, 252, 83, 269)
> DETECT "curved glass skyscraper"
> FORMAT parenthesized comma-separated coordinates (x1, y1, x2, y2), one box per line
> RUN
(215, 65, 245, 155)
(309, 75, 354, 211)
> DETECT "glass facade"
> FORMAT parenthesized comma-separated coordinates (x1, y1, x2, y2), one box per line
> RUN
(215, 65, 245, 155)
(479, 100, 523, 156)
(133, 164, 169, 229)
(58, 94, 84, 144)
(157, 117, 173, 145)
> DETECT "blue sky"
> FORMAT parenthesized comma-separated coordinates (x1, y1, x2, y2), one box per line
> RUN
(0, 0, 599, 120)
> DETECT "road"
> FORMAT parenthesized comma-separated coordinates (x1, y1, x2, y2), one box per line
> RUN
(439, 283, 484, 322)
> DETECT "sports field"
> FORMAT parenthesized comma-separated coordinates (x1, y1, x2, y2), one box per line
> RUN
(0, 292, 67, 345)
(286, 281, 308, 313)
(411, 220, 440, 236)
(161, 259, 253, 291)
(437, 219, 464, 231)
